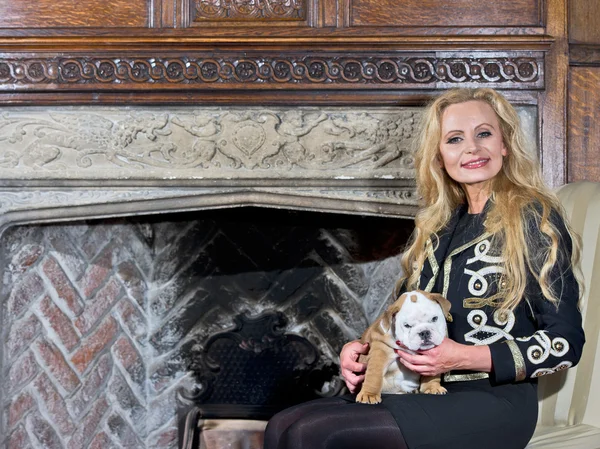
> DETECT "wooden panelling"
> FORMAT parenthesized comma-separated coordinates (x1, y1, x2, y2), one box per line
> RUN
(570, 45, 600, 66)
(0, 0, 149, 28)
(349, 0, 541, 28)
(191, 0, 306, 21)
(187, 0, 312, 28)
(567, 67, 600, 183)
(539, 0, 568, 187)
(569, 0, 600, 44)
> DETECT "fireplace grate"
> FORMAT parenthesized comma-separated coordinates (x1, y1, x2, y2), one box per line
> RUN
(178, 310, 342, 448)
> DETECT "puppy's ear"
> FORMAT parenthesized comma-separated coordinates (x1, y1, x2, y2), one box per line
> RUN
(427, 292, 453, 322)
(380, 293, 407, 332)
(380, 310, 394, 333)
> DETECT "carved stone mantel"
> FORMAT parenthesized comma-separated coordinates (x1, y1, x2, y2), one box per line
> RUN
(0, 98, 541, 233)
(0, 105, 425, 232)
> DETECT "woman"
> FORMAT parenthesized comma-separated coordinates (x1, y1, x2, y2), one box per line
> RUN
(263, 88, 585, 449)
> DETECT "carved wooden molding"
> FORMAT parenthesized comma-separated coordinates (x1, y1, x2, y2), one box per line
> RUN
(0, 52, 544, 90)
(193, 0, 306, 21)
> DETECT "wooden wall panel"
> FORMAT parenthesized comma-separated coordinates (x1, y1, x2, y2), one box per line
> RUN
(187, 0, 312, 28)
(567, 68, 600, 183)
(349, 0, 541, 27)
(540, 0, 568, 188)
(569, 0, 600, 44)
(0, 0, 150, 28)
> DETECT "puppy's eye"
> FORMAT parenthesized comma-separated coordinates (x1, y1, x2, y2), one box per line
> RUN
(404, 323, 412, 329)
(431, 316, 438, 323)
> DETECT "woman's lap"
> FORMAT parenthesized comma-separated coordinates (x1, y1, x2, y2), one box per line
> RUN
(263, 397, 407, 449)
(380, 380, 538, 449)
(264, 380, 538, 449)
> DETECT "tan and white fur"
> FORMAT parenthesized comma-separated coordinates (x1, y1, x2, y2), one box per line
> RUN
(356, 290, 453, 404)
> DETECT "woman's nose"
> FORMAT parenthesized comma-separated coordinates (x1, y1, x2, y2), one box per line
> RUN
(464, 136, 480, 153)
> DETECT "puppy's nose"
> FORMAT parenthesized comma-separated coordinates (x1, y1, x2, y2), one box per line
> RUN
(419, 330, 431, 341)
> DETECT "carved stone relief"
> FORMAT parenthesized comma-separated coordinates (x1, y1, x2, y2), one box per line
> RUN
(0, 105, 537, 223)
(0, 107, 418, 179)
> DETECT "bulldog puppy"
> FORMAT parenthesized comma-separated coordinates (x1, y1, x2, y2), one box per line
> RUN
(356, 290, 453, 404)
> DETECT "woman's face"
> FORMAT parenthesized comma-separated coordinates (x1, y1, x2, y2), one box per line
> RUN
(438, 100, 507, 190)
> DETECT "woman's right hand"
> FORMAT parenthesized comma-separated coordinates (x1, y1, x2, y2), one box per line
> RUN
(340, 340, 369, 393)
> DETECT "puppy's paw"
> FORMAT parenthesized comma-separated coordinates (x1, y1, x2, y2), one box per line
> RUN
(356, 391, 382, 404)
(420, 385, 447, 395)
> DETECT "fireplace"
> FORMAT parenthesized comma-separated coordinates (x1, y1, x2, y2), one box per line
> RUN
(0, 97, 540, 448)
(0, 103, 434, 449)
(0, 0, 561, 444)
(1, 204, 412, 448)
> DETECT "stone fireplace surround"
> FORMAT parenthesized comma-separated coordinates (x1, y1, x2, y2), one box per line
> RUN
(0, 98, 540, 449)
(0, 96, 543, 449)
(0, 104, 428, 449)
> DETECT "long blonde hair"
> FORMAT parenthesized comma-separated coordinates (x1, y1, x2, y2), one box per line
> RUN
(400, 88, 583, 312)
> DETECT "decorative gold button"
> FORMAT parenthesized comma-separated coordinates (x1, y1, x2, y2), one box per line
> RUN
(532, 349, 542, 360)
(475, 282, 482, 290)
(474, 316, 482, 324)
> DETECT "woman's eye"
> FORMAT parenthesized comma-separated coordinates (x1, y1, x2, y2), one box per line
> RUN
(404, 323, 412, 329)
(478, 131, 492, 138)
(446, 136, 461, 144)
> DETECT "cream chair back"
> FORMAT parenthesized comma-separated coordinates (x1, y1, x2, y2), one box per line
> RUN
(537, 181, 600, 428)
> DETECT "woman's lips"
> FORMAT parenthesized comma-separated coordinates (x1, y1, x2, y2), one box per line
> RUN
(461, 158, 489, 169)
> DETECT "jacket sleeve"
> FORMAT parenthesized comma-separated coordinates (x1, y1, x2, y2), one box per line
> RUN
(489, 210, 586, 384)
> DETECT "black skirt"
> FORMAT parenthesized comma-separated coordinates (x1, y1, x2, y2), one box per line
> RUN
(375, 378, 538, 449)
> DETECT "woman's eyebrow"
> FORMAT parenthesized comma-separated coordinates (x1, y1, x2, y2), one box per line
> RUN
(443, 129, 463, 136)
(475, 122, 496, 129)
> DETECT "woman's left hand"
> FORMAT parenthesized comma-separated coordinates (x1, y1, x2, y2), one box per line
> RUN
(395, 338, 476, 377)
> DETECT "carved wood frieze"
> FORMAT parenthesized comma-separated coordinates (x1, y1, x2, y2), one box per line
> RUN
(0, 53, 544, 89)
(193, 0, 305, 21)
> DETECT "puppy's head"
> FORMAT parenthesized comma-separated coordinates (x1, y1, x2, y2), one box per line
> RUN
(385, 290, 452, 351)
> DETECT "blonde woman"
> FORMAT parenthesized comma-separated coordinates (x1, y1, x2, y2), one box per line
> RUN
(264, 88, 585, 449)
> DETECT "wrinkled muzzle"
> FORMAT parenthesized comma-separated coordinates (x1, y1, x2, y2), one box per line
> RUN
(405, 323, 444, 351)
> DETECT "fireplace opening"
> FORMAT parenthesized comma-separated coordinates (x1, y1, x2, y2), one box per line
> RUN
(1, 206, 413, 449)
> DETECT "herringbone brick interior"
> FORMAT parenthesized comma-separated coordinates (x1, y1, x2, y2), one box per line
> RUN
(1, 208, 410, 448)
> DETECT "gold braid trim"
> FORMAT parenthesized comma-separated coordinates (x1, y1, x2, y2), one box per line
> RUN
(443, 372, 489, 382)
(506, 340, 527, 381)
(463, 293, 505, 309)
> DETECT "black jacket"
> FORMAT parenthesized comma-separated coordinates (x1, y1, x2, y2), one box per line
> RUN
(412, 202, 585, 384)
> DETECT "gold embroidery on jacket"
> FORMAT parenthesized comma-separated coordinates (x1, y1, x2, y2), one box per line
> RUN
(531, 361, 573, 378)
(464, 309, 516, 345)
(516, 331, 570, 365)
(423, 239, 438, 293)
(463, 293, 504, 309)
(506, 340, 527, 381)
(441, 233, 492, 298)
(443, 372, 489, 382)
